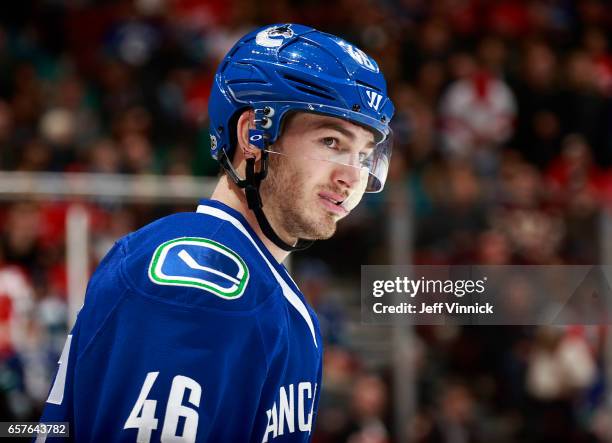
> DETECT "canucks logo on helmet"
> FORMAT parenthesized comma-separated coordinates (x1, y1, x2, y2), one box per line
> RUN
(255, 24, 295, 48)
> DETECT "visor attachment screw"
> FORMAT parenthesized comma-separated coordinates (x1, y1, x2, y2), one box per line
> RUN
(381, 116, 386, 122)
(260, 116, 273, 129)
(263, 106, 275, 117)
(352, 104, 361, 112)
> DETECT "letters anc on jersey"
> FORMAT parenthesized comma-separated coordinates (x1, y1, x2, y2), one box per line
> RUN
(148, 237, 249, 299)
(262, 382, 318, 443)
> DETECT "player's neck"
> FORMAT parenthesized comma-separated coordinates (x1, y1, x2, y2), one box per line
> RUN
(211, 175, 291, 264)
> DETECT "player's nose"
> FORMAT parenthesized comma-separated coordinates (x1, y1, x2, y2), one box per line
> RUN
(333, 162, 362, 191)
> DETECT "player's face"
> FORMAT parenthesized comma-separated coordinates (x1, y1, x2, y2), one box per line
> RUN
(260, 113, 374, 241)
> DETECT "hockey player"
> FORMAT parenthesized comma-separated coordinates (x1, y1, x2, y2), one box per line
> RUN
(37, 23, 394, 442)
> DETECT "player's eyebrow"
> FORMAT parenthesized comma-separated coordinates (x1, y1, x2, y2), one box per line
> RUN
(311, 121, 375, 148)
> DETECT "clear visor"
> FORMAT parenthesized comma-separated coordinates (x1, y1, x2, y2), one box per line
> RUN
(259, 122, 393, 194)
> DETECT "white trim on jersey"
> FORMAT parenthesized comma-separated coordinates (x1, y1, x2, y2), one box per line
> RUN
(196, 204, 318, 348)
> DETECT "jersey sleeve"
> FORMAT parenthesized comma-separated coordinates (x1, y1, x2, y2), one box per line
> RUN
(34, 319, 80, 443)
(37, 236, 278, 443)
(36, 238, 126, 443)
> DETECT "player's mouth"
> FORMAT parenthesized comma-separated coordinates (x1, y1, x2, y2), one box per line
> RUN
(318, 191, 348, 215)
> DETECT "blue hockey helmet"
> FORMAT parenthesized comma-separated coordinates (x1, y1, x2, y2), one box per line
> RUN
(208, 23, 395, 193)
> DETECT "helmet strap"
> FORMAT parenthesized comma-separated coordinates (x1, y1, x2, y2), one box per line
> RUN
(219, 150, 313, 252)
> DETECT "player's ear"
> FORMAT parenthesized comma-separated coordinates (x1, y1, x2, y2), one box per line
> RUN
(236, 109, 262, 162)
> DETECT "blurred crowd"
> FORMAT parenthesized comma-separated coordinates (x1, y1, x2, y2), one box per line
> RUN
(1, 0, 612, 442)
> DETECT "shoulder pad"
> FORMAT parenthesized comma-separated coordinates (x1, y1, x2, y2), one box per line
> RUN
(121, 212, 278, 311)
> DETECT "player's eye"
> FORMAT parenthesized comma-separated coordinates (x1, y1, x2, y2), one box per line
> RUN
(321, 137, 340, 150)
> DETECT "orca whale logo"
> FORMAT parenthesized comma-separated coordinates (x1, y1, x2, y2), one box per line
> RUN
(256, 25, 294, 48)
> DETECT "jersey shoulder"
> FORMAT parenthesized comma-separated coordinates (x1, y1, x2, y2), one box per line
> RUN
(120, 211, 279, 312)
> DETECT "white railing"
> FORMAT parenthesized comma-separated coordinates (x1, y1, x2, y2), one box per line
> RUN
(0, 171, 215, 202)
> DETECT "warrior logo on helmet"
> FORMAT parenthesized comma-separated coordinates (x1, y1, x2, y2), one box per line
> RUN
(255, 25, 295, 48)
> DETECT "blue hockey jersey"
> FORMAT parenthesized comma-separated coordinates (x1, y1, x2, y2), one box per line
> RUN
(37, 199, 323, 443)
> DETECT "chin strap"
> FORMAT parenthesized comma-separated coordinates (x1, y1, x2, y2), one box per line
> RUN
(219, 150, 313, 252)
